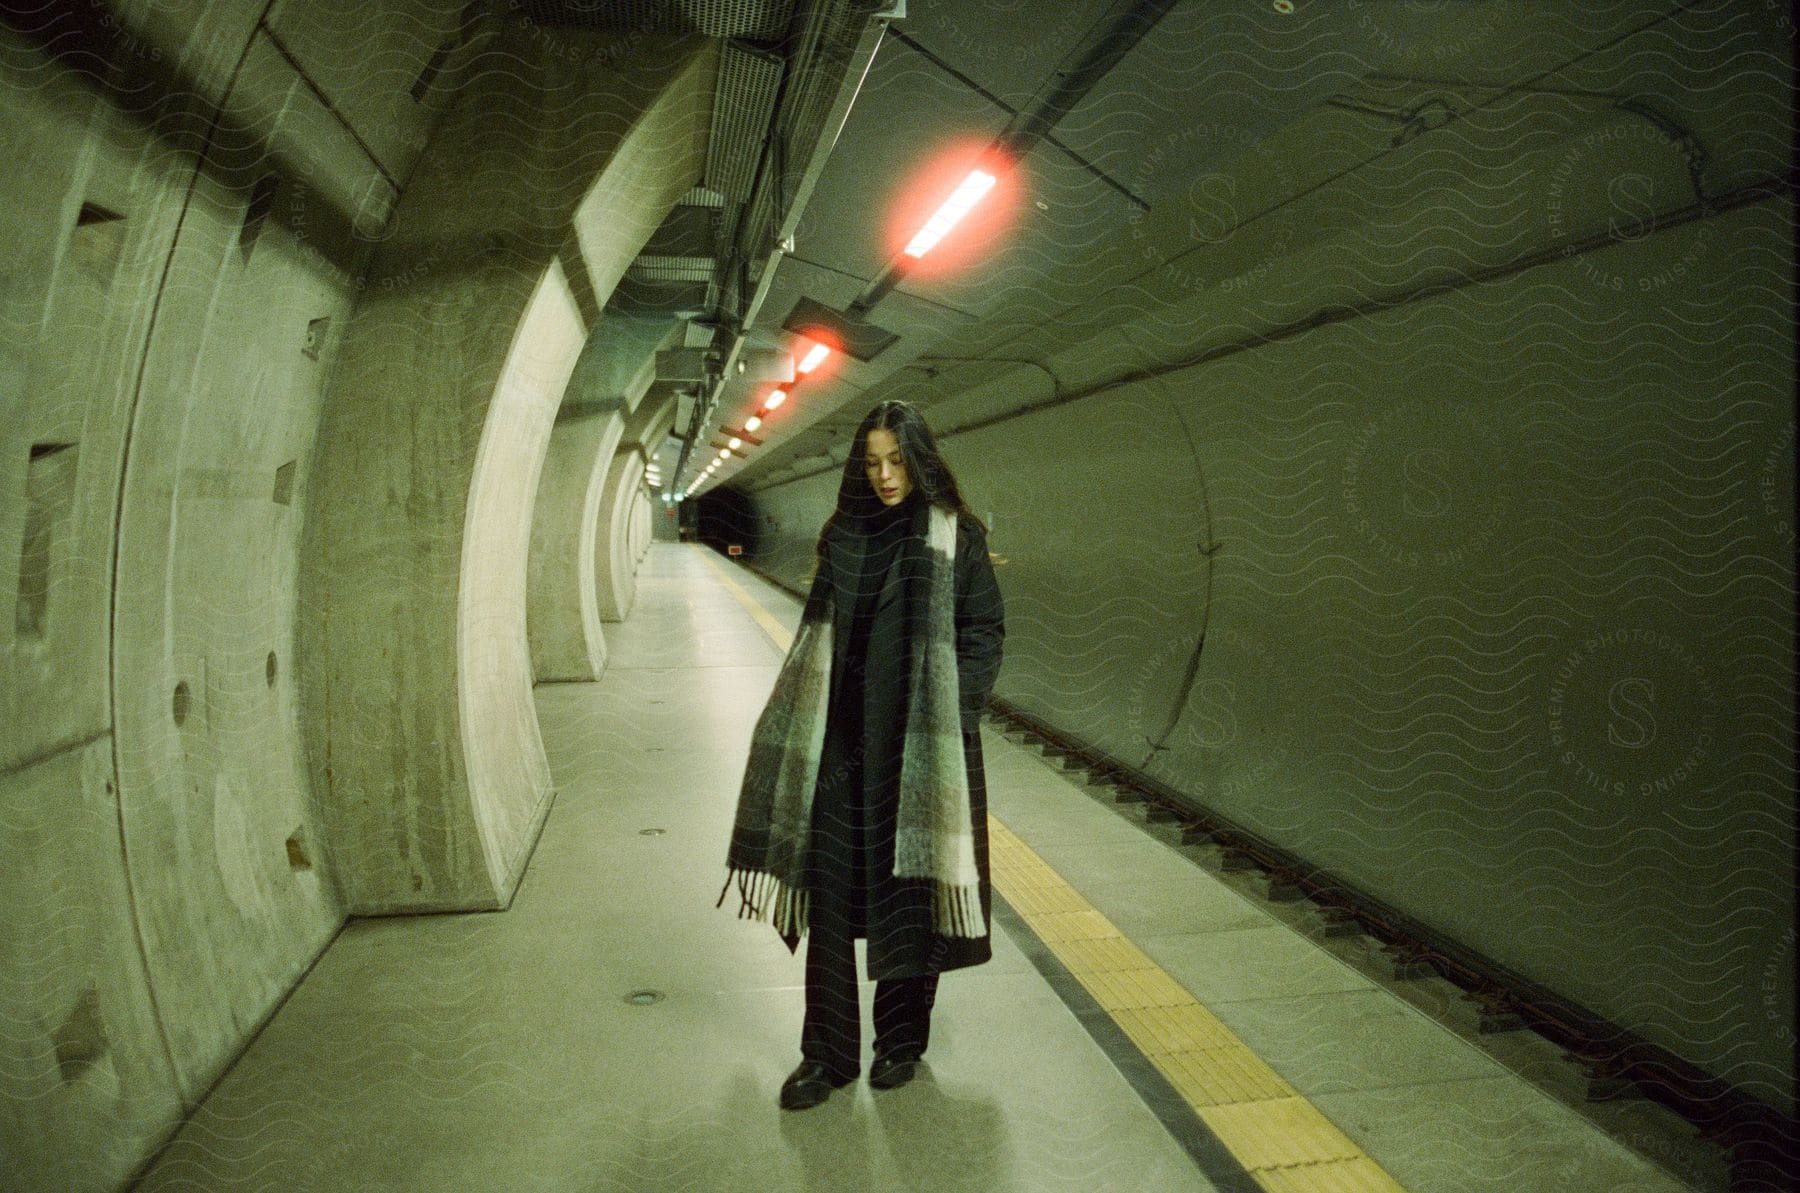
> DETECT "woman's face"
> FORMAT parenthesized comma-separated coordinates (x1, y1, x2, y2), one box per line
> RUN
(864, 427, 911, 506)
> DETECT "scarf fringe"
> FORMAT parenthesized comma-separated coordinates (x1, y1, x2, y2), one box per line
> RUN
(715, 865, 810, 939)
(933, 878, 987, 938)
(715, 866, 985, 940)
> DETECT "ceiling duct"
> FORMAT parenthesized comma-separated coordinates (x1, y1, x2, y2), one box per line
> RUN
(615, 255, 715, 313)
(736, 346, 794, 384)
(655, 347, 712, 383)
(604, 34, 783, 336)
(651, 0, 896, 493)
(506, 0, 795, 40)
(683, 319, 721, 348)
(642, 197, 722, 258)
(709, 42, 785, 205)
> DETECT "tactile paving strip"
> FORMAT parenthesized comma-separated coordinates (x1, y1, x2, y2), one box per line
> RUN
(988, 818, 1411, 1193)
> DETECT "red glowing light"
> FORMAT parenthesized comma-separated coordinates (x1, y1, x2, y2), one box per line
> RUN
(784, 328, 842, 383)
(883, 137, 1019, 278)
(905, 169, 997, 257)
(796, 340, 831, 374)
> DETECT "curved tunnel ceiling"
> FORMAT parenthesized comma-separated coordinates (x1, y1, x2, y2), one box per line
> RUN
(687, 0, 1473, 489)
(669, 0, 1746, 495)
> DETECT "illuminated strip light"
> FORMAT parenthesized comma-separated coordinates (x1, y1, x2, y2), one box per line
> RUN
(903, 169, 997, 258)
(796, 341, 830, 374)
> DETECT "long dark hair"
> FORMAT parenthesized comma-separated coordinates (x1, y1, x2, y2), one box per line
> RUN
(815, 400, 987, 557)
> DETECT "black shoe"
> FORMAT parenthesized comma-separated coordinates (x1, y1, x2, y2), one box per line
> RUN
(779, 1061, 856, 1110)
(869, 1051, 922, 1090)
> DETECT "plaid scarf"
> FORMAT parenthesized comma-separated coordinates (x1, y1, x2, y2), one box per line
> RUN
(715, 502, 984, 943)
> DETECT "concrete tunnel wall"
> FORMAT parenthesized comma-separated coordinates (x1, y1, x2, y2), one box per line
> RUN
(0, 4, 713, 1189)
(296, 28, 714, 917)
(526, 344, 653, 683)
(530, 405, 625, 684)
(526, 336, 677, 683)
(728, 88, 1796, 1118)
(598, 380, 682, 622)
(1, 3, 475, 1182)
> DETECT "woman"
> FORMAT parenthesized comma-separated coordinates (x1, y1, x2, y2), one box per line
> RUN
(716, 399, 1006, 1111)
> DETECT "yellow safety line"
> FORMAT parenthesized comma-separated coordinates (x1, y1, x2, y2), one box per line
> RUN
(990, 821, 1410, 1191)
(701, 549, 797, 648)
(705, 546, 1412, 1192)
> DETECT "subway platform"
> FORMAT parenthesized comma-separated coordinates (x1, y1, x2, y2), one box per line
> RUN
(126, 542, 1722, 1193)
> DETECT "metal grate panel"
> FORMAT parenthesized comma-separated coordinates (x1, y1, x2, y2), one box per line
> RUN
(707, 41, 784, 203)
(507, 0, 794, 39)
(627, 255, 715, 283)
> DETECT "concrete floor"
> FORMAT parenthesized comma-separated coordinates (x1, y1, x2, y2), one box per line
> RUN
(127, 543, 1720, 1192)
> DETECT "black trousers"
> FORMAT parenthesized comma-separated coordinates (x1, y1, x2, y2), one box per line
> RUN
(800, 746, 938, 1078)
(800, 872, 939, 1078)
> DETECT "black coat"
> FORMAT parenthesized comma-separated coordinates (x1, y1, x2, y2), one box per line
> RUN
(802, 501, 1005, 979)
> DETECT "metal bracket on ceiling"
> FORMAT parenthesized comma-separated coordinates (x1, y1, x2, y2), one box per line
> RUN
(1391, 96, 1459, 146)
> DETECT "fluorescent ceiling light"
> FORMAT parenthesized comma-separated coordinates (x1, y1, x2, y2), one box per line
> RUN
(904, 169, 996, 258)
(797, 341, 830, 374)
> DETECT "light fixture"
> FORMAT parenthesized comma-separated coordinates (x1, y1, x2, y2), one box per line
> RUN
(766, 389, 788, 410)
(796, 341, 830, 374)
(745, 415, 762, 431)
(904, 169, 996, 258)
(728, 437, 741, 449)
(782, 296, 896, 362)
